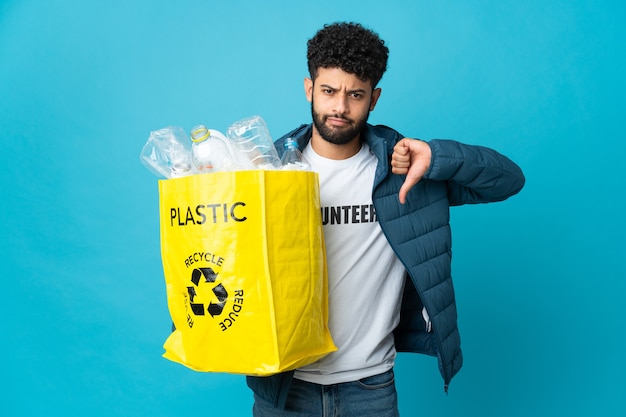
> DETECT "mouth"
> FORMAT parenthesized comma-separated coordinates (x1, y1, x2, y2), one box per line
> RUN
(326, 116, 351, 128)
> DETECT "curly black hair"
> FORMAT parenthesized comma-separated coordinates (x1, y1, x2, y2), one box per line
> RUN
(307, 22, 389, 88)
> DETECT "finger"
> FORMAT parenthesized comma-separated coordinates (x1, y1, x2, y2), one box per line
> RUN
(393, 147, 408, 158)
(393, 139, 410, 155)
(391, 158, 410, 168)
(398, 156, 428, 203)
(398, 175, 420, 204)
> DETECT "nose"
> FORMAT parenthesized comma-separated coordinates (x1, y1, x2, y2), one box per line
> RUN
(332, 94, 349, 115)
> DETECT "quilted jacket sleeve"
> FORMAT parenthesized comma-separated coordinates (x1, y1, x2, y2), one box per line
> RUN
(423, 139, 525, 205)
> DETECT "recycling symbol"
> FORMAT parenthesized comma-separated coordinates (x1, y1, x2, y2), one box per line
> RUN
(187, 267, 228, 317)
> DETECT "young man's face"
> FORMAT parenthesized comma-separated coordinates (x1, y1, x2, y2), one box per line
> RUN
(305, 67, 381, 147)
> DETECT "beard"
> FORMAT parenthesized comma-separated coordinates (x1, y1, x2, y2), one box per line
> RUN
(311, 100, 369, 145)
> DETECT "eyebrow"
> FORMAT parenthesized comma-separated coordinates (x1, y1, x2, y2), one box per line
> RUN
(319, 84, 368, 95)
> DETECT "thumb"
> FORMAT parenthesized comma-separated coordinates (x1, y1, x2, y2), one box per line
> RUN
(398, 161, 426, 204)
(398, 177, 417, 204)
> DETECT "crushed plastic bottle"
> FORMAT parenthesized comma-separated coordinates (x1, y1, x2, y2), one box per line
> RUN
(190, 125, 238, 173)
(140, 126, 194, 178)
(226, 115, 281, 170)
(280, 137, 311, 171)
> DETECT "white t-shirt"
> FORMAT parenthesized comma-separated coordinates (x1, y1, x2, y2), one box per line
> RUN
(294, 142, 406, 385)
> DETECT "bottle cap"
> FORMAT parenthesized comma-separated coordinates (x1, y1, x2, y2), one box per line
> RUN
(284, 137, 297, 148)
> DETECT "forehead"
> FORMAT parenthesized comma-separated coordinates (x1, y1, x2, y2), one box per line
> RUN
(314, 67, 372, 90)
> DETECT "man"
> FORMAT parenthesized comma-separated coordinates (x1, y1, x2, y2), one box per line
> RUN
(247, 22, 525, 416)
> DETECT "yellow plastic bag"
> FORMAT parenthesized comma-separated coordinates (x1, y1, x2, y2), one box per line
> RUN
(158, 170, 336, 375)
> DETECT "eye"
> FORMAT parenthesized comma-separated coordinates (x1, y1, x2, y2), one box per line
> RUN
(322, 88, 334, 95)
(350, 92, 363, 99)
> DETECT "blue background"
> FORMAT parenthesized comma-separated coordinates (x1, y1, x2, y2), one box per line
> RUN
(1, 1, 624, 416)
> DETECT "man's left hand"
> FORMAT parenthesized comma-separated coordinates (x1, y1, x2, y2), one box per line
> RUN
(391, 138, 432, 204)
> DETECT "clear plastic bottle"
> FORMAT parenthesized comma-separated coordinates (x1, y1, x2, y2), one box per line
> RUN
(226, 115, 281, 170)
(280, 137, 311, 171)
(140, 126, 194, 178)
(190, 125, 236, 173)
(169, 153, 194, 177)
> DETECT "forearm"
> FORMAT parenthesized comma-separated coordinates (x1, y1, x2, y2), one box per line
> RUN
(424, 139, 525, 204)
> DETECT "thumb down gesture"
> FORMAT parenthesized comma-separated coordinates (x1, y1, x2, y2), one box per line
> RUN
(391, 138, 432, 204)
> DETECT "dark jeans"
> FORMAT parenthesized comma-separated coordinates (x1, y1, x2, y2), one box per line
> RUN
(253, 369, 400, 417)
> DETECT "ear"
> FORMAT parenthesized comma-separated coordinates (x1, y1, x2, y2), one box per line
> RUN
(370, 88, 382, 111)
(304, 77, 313, 102)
